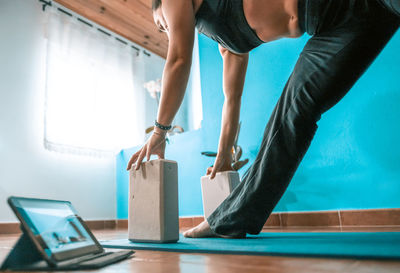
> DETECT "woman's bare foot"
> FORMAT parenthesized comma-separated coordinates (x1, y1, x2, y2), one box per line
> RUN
(183, 220, 216, 238)
(183, 220, 246, 239)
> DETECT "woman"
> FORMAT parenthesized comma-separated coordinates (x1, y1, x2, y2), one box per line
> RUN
(127, 0, 400, 238)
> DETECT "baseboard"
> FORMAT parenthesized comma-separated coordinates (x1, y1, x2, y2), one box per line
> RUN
(1, 208, 399, 234)
(263, 208, 400, 230)
(0, 220, 119, 235)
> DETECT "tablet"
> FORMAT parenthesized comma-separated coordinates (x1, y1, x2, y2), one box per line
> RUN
(8, 196, 104, 265)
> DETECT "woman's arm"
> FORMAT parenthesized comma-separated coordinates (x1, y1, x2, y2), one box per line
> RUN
(209, 45, 249, 179)
(156, 0, 195, 126)
(127, 0, 195, 171)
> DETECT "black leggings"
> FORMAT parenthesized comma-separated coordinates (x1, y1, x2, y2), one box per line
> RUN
(208, 0, 400, 236)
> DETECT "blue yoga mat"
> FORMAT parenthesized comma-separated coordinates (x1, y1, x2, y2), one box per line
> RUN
(101, 232, 400, 259)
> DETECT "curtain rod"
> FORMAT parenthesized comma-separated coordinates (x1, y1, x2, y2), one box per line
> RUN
(38, 0, 151, 57)
(39, 0, 51, 11)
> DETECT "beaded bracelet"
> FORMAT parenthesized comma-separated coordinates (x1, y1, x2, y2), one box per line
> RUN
(155, 120, 172, 131)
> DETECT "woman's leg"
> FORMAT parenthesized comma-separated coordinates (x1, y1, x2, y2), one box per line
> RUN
(207, 7, 399, 236)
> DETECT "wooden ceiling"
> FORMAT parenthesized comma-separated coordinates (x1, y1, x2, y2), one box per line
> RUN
(54, 0, 168, 58)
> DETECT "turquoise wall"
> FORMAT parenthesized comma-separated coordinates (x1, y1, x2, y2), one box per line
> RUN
(117, 30, 400, 218)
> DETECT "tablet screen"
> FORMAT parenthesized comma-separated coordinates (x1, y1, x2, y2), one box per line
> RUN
(10, 197, 100, 260)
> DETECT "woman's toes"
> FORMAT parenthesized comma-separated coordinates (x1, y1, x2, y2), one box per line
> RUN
(183, 228, 194, 238)
(183, 221, 215, 238)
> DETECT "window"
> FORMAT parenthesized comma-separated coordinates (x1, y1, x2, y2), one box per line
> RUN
(43, 5, 202, 157)
(44, 7, 148, 156)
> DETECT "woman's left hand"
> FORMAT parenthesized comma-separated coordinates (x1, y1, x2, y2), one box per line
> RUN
(126, 130, 166, 171)
(207, 151, 234, 179)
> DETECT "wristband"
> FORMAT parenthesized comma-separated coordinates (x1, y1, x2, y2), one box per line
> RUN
(155, 120, 172, 131)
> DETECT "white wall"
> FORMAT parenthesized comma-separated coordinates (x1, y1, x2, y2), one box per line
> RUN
(0, 0, 116, 221)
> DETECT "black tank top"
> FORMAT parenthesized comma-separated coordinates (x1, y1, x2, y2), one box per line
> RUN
(195, 0, 264, 53)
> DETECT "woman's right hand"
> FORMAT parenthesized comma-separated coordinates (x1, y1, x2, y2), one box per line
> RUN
(126, 129, 167, 171)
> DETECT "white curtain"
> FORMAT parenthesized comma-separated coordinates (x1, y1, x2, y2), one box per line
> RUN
(43, 7, 146, 156)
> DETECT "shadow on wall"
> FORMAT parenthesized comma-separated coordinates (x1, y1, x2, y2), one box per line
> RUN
(354, 91, 400, 172)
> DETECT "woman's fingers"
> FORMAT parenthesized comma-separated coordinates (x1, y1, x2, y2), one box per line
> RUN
(210, 168, 217, 179)
(146, 144, 152, 162)
(157, 150, 165, 159)
(126, 158, 133, 171)
(210, 160, 221, 179)
(159, 143, 166, 159)
(150, 135, 165, 160)
(152, 137, 165, 159)
(127, 134, 167, 171)
(135, 146, 147, 170)
(209, 152, 234, 179)
(206, 166, 212, 175)
(126, 150, 141, 170)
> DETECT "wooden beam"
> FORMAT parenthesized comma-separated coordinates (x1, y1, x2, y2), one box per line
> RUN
(54, 0, 168, 58)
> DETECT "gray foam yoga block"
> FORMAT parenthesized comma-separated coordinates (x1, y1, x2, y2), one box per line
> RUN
(129, 159, 179, 243)
(201, 171, 240, 219)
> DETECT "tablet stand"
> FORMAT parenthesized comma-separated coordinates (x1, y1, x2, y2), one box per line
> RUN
(1, 227, 50, 271)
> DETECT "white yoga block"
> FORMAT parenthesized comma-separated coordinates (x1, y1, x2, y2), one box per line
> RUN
(129, 159, 179, 243)
(201, 171, 240, 219)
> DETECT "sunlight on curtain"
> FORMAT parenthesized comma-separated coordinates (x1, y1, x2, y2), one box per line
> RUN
(188, 32, 203, 131)
(43, 8, 146, 156)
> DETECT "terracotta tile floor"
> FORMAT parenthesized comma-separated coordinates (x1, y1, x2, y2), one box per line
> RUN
(1, 227, 399, 273)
